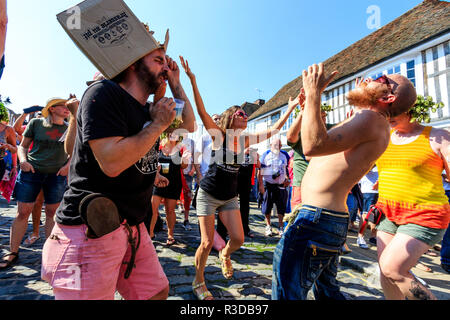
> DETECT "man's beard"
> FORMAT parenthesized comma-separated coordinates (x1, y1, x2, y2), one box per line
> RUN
(347, 85, 386, 108)
(136, 60, 166, 94)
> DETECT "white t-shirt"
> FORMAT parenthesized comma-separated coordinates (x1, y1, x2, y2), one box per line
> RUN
(196, 133, 213, 177)
(181, 137, 196, 175)
(260, 149, 290, 185)
(360, 166, 378, 194)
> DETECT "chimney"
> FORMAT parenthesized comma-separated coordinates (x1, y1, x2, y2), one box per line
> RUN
(254, 99, 265, 106)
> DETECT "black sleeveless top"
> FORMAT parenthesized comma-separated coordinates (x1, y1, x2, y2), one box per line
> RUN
(153, 150, 183, 200)
(200, 137, 245, 200)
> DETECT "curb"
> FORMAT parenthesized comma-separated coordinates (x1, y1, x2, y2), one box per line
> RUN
(339, 251, 381, 288)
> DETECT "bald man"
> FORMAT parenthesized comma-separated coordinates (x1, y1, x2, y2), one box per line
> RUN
(272, 64, 417, 300)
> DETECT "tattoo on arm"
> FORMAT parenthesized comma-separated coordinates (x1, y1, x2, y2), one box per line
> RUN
(333, 134, 343, 143)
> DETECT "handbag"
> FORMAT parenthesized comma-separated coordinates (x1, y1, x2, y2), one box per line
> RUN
(78, 193, 140, 279)
(359, 205, 384, 234)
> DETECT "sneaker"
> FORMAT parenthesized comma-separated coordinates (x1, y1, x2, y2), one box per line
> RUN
(183, 220, 192, 231)
(357, 237, 369, 249)
(265, 225, 273, 237)
(369, 237, 377, 246)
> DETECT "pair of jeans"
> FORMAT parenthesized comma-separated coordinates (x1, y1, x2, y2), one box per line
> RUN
(346, 193, 358, 223)
(441, 191, 450, 266)
(272, 205, 348, 300)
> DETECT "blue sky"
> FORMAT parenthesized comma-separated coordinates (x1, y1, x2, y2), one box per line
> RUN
(0, 0, 423, 116)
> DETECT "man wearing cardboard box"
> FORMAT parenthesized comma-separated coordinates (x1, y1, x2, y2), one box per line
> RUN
(41, 5, 196, 298)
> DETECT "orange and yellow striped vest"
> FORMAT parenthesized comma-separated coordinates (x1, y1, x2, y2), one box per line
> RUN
(376, 126, 450, 229)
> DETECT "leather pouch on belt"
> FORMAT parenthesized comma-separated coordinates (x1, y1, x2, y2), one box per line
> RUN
(79, 193, 123, 239)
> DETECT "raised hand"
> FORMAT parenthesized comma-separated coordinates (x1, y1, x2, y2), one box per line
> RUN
(166, 55, 180, 85)
(179, 56, 195, 82)
(66, 94, 80, 116)
(302, 63, 338, 97)
(288, 88, 306, 111)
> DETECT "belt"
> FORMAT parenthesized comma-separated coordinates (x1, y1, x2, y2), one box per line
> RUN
(299, 205, 349, 218)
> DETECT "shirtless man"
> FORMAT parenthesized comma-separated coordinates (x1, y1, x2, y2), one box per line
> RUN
(272, 62, 417, 300)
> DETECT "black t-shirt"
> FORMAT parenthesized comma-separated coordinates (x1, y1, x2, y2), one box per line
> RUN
(55, 80, 160, 226)
(200, 137, 244, 201)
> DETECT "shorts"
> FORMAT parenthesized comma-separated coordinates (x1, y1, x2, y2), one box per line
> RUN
(196, 188, 239, 216)
(14, 170, 67, 204)
(262, 182, 288, 216)
(41, 222, 169, 300)
(377, 216, 447, 247)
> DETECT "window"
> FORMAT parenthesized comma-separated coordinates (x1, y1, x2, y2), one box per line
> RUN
(270, 112, 280, 125)
(282, 112, 294, 131)
(406, 60, 416, 87)
(387, 65, 401, 75)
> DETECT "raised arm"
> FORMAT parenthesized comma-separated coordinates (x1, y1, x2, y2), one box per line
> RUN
(64, 94, 79, 157)
(286, 89, 306, 144)
(246, 95, 299, 148)
(301, 63, 388, 157)
(166, 55, 196, 133)
(13, 113, 27, 136)
(0, 0, 7, 58)
(179, 56, 222, 138)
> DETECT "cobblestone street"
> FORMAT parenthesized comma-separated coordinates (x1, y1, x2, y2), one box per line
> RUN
(0, 198, 448, 300)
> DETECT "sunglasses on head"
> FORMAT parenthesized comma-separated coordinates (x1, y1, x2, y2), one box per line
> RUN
(230, 110, 248, 120)
(373, 75, 394, 94)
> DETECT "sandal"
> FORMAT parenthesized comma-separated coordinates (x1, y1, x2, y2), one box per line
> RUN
(415, 262, 432, 272)
(219, 250, 234, 279)
(166, 238, 176, 246)
(192, 281, 214, 300)
(0, 252, 19, 270)
(425, 249, 438, 257)
(24, 234, 40, 246)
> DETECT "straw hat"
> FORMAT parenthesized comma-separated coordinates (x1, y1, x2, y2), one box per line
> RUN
(41, 98, 68, 118)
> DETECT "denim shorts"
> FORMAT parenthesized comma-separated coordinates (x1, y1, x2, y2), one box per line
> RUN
(272, 205, 349, 300)
(14, 170, 67, 204)
(377, 216, 446, 246)
(196, 188, 239, 216)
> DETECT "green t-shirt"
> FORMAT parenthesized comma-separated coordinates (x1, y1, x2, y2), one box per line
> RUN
(23, 118, 68, 174)
(288, 123, 333, 187)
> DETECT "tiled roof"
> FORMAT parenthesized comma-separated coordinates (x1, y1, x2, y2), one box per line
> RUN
(249, 0, 450, 120)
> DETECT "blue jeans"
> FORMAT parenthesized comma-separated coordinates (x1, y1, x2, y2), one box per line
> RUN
(362, 193, 378, 213)
(272, 205, 349, 300)
(441, 191, 450, 266)
(346, 193, 358, 223)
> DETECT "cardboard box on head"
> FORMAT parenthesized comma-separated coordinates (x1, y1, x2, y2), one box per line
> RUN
(57, 0, 169, 80)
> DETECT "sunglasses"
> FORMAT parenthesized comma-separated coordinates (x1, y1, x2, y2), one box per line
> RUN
(373, 75, 394, 94)
(230, 110, 248, 120)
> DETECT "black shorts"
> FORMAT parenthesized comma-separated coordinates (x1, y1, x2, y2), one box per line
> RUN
(153, 183, 182, 201)
(262, 182, 288, 216)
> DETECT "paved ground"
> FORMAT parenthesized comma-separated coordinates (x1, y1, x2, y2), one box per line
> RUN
(0, 198, 449, 300)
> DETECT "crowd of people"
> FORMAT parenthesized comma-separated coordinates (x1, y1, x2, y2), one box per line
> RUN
(0, 0, 449, 301)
